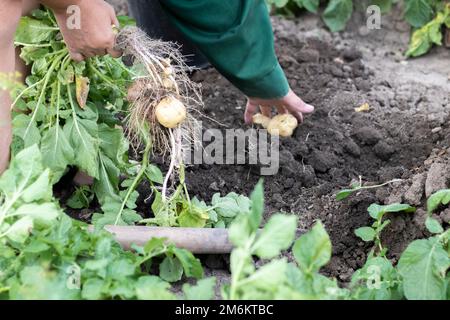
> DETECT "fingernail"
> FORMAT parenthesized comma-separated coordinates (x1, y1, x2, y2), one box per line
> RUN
(305, 104, 315, 113)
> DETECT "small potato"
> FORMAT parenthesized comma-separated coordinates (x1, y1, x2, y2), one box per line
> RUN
(252, 113, 271, 128)
(267, 114, 298, 137)
(127, 80, 145, 102)
(162, 77, 175, 90)
(163, 67, 173, 76)
(155, 96, 187, 128)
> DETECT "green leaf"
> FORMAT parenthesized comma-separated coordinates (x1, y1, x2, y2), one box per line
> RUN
(135, 276, 176, 300)
(182, 277, 216, 300)
(371, 0, 393, 14)
(146, 164, 164, 184)
(404, 0, 434, 28)
(159, 256, 184, 282)
(293, 221, 331, 273)
(117, 15, 137, 28)
(94, 153, 120, 204)
(9, 265, 78, 300)
(323, 0, 353, 32)
(249, 180, 264, 231)
(427, 189, 450, 214)
(0, 145, 47, 200)
(67, 186, 93, 209)
(253, 214, 297, 259)
(12, 114, 41, 148)
(425, 217, 444, 234)
(406, 12, 448, 57)
(6, 216, 34, 243)
(81, 278, 104, 300)
(15, 16, 57, 44)
(63, 116, 99, 179)
(171, 247, 204, 279)
(336, 188, 356, 200)
(398, 237, 450, 300)
(21, 169, 52, 203)
(239, 259, 288, 292)
(41, 125, 75, 179)
(367, 203, 415, 220)
(13, 203, 60, 227)
(351, 256, 401, 300)
(297, 0, 319, 13)
(268, 0, 289, 8)
(355, 227, 376, 242)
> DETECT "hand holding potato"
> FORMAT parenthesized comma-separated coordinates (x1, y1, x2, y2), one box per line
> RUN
(245, 88, 314, 125)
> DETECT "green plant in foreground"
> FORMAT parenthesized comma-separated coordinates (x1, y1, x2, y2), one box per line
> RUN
(0, 146, 205, 300)
(222, 181, 348, 300)
(355, 203, 416, 255)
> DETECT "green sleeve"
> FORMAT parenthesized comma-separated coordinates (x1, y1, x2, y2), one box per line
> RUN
(160, 0, 290, 99)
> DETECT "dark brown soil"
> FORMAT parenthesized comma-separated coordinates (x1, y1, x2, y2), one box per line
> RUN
(175, 24, 450, 281)
(88, 2, 450, 284)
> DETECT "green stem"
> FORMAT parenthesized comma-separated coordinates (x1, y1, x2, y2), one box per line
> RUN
(114, 140, 153, 225)
(88, 63, 126, 96)
(14, 42, 52, 47)
(23, 51, 66, 140)
(229, 237, 255, 300)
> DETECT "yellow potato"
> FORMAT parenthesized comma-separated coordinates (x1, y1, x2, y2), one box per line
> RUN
(267, 114, 298, 137)
(252, 113, 271, 128)
(155, 96, 187, 128)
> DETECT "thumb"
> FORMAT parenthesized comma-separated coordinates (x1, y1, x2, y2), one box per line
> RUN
(244, 100, 259, 124)
(70, 51, 84, 62)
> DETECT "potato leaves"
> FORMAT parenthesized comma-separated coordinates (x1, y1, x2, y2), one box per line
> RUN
(0, 146, 59, 244)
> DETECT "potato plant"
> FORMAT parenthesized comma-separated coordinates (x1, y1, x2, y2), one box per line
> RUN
(9, 8, 215, 229)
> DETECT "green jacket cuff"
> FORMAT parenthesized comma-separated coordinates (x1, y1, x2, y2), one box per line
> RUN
(237, 62, 290, 99)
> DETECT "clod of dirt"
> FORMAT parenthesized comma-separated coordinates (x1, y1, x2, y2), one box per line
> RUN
(309, 150, 339, 173)
(374, 141, 395, 160)
(412, 208, 428, 228)
(342, 48, 363, 62)
(297, 48, 320, 63)
(354, 127, 383, 145)
(425, 162, 450, 197)
(343, 138, 361, 157)
(404, 173, 425, 205)
(440, 208, 450, 224)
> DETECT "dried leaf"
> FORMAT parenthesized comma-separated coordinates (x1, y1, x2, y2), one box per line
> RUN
(355, 103, 370, 113)
(76, 76, 90, 109)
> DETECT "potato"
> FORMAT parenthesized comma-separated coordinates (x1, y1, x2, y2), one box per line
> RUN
(155, 96, 187, 128)
(267, 114, 298, 137)
(127, 80, 145, 102)
(252, 113, 271, 128)
(162, 77, 175, 90)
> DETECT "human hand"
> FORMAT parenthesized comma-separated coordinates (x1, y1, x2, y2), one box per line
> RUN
(244, 89, 314, 124)
(51, 0, 121, 61)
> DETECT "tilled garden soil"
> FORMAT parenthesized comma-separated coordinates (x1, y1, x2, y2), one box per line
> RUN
(101, 2, 450, 284)
(176, 17, 450, 281)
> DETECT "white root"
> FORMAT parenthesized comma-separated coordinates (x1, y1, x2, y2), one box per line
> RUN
(162, 128, 177, 202)
(116, 26, 203, 156)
